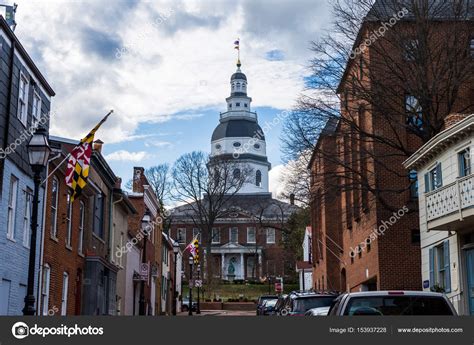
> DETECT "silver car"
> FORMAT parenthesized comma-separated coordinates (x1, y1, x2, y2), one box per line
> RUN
(304, 306, 330, 316)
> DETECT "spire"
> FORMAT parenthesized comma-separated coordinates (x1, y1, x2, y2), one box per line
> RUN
(234, 38, 241, 71)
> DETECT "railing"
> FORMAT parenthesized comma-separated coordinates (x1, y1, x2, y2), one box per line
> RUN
(220, 110, 257, 120)
(425, 174, 474, 222)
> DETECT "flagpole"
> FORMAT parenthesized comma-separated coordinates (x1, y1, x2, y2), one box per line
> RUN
(40, 109, 114, 186)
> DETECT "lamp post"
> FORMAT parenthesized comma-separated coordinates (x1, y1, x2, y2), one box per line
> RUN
(188, 255, 194, 316)
(24, 126, 51, 315)
(139, 210, 151, 316)
(196, 264, 201, 314)
(172, 242, 180, 315)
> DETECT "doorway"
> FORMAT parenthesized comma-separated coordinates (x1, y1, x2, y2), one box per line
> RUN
(466, 248, 474, 315)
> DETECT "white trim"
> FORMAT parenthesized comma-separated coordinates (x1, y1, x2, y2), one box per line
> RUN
(6, 175, 18, 240)
(50, 176, 59, 238)
(266, 228, 276, 244)
(41, 264, 51, 316)
(17, 71, 29, 127)
(14, 50, 52, 101)
(60, 272, 69, 315)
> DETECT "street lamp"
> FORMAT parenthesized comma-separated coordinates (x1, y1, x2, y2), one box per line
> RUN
(172, 241, 180, 316)
(188, 255, 194, 316)
(139, 210, 151, 315)
(196, 264, 201, 314)
(24, 126, 51, 315)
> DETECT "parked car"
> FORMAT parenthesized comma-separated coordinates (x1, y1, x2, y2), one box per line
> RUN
(327, 291, 457, 316)
(274, 294, 288, 315)
(256, 295, 278, 315)
(181, 298, 197, 312)
(305, 306, 331, 316)
(280, 291, 339, 316)
(262, 299, 278, 315)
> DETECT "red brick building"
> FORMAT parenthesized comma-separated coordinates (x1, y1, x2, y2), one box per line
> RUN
(309, 1, 474, 292)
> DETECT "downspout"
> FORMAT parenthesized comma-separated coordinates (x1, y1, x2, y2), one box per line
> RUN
(0, 40, 15, 194)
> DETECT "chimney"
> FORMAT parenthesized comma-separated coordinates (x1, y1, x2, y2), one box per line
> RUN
(290, 193, 295, 205)
(93, 139, 104, 153)
(115, 177, 122, 189)
(132, 167, 145, 193)
(443, 113, 468, 130)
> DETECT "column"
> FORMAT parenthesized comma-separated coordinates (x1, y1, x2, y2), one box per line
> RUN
(240, 252, 244, 280)
(221, 253, 225, 279)
(258, 252, 262, 278)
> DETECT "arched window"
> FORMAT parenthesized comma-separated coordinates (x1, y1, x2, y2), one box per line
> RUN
(256, 170, 262, 187)
(41, 264, 51, 315)
(236, 82, 241, 90)
(233, 168, 241, 179)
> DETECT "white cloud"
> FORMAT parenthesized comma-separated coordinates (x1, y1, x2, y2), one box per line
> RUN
(105, 150, 150, 162)
(269, 164, 286, 200)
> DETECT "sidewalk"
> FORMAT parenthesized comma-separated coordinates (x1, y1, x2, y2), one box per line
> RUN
(177, 310, 256, 316)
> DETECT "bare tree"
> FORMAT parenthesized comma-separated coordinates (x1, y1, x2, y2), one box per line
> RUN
(145, 164, 171, 206)
(171, 151, 253, 286)
(282, 0, 474, 211)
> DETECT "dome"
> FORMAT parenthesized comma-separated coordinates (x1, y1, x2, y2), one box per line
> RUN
(231, 72, 247, 81)
(211, 119, 265, 141)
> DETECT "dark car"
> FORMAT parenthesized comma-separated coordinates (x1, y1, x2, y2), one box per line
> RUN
(181, 298, 197, 312)
(281, 291, 339, 316)
(328, 291, 457, 316)
(257, 295, 278, 315)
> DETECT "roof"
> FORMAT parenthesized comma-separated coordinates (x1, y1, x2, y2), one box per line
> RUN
(231, 72, 247, 81)
(171, 194, 299, 222)
(0, 16, 55, 96)
(403, 113, 474, 170)
(307, 117, 340, 168)
(211, 118, 265, 141)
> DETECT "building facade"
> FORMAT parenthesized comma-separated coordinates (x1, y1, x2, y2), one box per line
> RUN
(170, 60, 298, 283)
(0, 16, 55, 315)
(404, 113, 474, 315)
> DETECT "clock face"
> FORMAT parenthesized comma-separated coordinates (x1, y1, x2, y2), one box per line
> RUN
(233, 142, 241, 147)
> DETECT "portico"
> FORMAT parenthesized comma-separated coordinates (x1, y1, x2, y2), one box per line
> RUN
(210, 243, 262, 281)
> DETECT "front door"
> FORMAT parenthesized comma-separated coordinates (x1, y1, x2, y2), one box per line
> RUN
(466, 249, 474, 315)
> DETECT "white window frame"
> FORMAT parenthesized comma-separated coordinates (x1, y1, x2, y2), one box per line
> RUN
(7, 175, 18, 240)
(247, 227, 256, 244)
(50, 177, 59, 238)
(32, 90, 41, 128)
(266, 228, 276, 244)
(22, 188, 33, 247)
(41, 264, 50, 315)
(177, 228, 186, 243)
(61, 272, 69, 315)
(78, 201, 85, 254)
(17, 72, 29, 126)
(211, 228, 220, 244)
(229, 227, 238, 243)
(66, 192, 72, 248)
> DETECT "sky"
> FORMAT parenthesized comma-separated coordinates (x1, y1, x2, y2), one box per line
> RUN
(12, 0, 332, 199)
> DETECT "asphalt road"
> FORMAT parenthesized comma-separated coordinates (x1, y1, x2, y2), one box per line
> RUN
(178, 310, 256, 316)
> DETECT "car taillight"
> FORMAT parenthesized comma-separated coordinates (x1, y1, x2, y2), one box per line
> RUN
(388, 291, 405, 295)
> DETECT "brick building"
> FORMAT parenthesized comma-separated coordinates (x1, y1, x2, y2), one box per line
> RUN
(0, 16, 55, 315)
(309, 1, 474, 292)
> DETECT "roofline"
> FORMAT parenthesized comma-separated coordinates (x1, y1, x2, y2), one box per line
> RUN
(0, 16, 55, 96)
(403, 113, 474, 170)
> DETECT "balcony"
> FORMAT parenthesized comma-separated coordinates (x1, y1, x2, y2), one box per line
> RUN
(220, 110, 257, 121)
(425, 173, 474, 231)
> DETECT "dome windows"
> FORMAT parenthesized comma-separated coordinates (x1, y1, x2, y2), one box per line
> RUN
(236, 102, 240, 107)
(233, 142, 241, 147)
(233, 168, 241, 179)
(215, 144, 222, 150)
(256, 170, 262, 187)
(254, 143, 260, 150)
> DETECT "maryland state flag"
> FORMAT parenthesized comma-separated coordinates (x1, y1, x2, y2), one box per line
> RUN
(65, 112, 112, 202)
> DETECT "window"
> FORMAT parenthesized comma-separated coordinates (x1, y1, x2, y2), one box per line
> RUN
(424, 163, 442, 192)
(23, 188, 33, 247)
(247, 227, 256, 243)
(66, 192, 72, 247)
(236, 82, 240, 90)
(403, 39, 418, 61)
(409, 169, 418, 199)
(229, 103, 232, 108)
(7, 175, 18, 240)
(233, 168, 241, 180)
(192, 228, 200, 239)
(236, 102, 240, 107)
(255, 170, 262, 187)
(41, 264, 50, 315)
(266, 228, 275, 244)
(458, 148, 471, 177)
(78, 201, 85, 254)
(429, 241, 451, 293)
(177, 228, 186, 243)
(233, 142, 241, 147)
(32, 91, 41, 127)
(405, 95, 423, 129)
(93, 192, 104, 238)
(470, 38, 474, 58)
(50, 177, 59, 238)
(254, 143, 260, 149)
(229, 227, 238, 243)
(212, 228, 220, 243)
(215, 144, 221, 150)
(17, 73, 29, 126)
(244, 103, 248, 107)
(61, 272, 69, 315)
(411, 229, 420, 244)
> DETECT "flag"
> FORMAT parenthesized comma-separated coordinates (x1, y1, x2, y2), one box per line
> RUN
(184, 238, 199, 261)
(234, 39, 239, 50)
(65, 112, 112, 202)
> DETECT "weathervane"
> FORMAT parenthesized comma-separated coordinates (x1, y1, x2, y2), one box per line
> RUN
(234, 38, 241, 68)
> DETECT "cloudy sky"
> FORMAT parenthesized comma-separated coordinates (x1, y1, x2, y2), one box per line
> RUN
(13, 0, 331, 198)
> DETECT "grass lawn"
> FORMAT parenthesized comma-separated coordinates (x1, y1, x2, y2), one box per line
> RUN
(182, 283, 299, 302)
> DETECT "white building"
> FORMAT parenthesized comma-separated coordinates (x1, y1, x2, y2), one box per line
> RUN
(404, 114, 474, 315)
